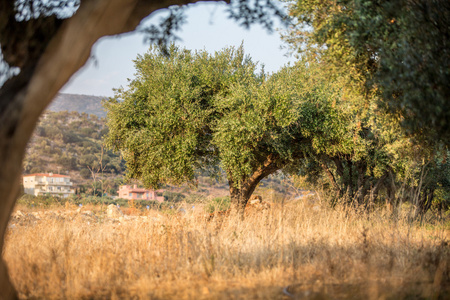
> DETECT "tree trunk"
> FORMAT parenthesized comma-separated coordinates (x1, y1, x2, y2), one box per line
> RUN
(0, 66, 42, 300)
(369, 172, 388, 204)
(228, 155, 280, 217)
(0, 0, 216, 297)
(321, 162, 341, 197)
(356, 161, 367, 204)
(415, 188, 434, 217)
(347, 159, 354, 198)
(229, 184, 254, 215)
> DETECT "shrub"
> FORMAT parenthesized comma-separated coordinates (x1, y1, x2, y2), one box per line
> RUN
(163, 191, 185, 203)
(17, 194, 65, 207)
(206, 196, 230, 213)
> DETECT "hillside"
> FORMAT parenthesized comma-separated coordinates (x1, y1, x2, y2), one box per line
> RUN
(23, 110, 125, 195)
(48, 93, 107, 118)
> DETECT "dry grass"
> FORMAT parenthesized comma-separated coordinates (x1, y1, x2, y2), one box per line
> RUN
(4, 200, 450, 299)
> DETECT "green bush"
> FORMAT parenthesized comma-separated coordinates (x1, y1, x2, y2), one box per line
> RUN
(163, 191, 185, 203)
(80, 169, 91, 179)
(17, 193, 193, 211)
(206, 196, 230, 214)
(184, 194, 206, 204)
(17, 194, 65, 207)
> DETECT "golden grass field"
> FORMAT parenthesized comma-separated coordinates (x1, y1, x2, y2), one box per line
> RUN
(4, 200, 450, 299)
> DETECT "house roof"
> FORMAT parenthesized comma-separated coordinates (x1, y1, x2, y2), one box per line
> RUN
(23, 173, 70, 178)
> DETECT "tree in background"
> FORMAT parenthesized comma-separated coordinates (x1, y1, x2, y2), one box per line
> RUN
(283, 0, 450, 143)
(282, 0, 450, 213)
(105, 45, 309, 212)
(106, 44, 418, 212)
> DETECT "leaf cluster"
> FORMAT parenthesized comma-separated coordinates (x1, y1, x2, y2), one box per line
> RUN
(284, 0, 450, 143)
(105, 45, 310, 189)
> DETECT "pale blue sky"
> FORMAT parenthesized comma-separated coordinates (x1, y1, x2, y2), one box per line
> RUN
(61, 2, 295, 97)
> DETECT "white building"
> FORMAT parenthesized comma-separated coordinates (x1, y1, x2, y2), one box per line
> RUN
(23, 173, 74, 198)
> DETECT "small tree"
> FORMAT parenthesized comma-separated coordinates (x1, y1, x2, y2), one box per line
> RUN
(86, 145, 107, 199)
(105, 45, 314, 212)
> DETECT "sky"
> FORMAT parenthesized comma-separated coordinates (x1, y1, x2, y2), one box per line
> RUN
(61, 2, 295, 97)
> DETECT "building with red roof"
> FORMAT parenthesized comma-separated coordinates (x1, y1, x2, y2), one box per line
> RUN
(118, 185, 164, 202)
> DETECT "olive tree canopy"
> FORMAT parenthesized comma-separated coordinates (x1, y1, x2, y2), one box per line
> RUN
(105, 45, 310, 211)
(284, 0, 450, 143)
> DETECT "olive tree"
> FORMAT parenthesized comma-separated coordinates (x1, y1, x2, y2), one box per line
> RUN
(282, 0, 450, 211)
(284, 0, 450, 143)
(105, 45, 311, 212)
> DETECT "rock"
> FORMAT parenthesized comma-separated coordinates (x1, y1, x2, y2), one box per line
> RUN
(107, 204, 124, 218)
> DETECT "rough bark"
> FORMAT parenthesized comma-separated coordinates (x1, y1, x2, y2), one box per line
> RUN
(0, 0, 219, 297)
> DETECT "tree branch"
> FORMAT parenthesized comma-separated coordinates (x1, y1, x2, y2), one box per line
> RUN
(321, 162, 341, 195)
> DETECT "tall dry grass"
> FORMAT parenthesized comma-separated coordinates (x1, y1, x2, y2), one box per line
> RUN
(4, 200, 450, 299)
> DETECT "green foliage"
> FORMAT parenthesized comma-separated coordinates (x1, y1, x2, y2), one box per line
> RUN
(284, 0, 450, 143)
(105, 45, 314, 206)
(16, 193, 166, 209)
(80, 168, 91, 179)
(206, 196, 231, 213)
(105, 44, 406, 208)
(162, 191, 186, 203)
(56, 155, 78, 170)
(17, 194, 66, 207)
(279, 0, 450, 213)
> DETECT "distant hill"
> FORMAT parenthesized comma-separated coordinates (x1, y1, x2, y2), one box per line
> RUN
(48, 93, 107, 118)
(24, 110, 125, 195)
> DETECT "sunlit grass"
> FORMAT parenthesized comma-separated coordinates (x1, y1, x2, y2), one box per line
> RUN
(4, 199, 450, 299)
